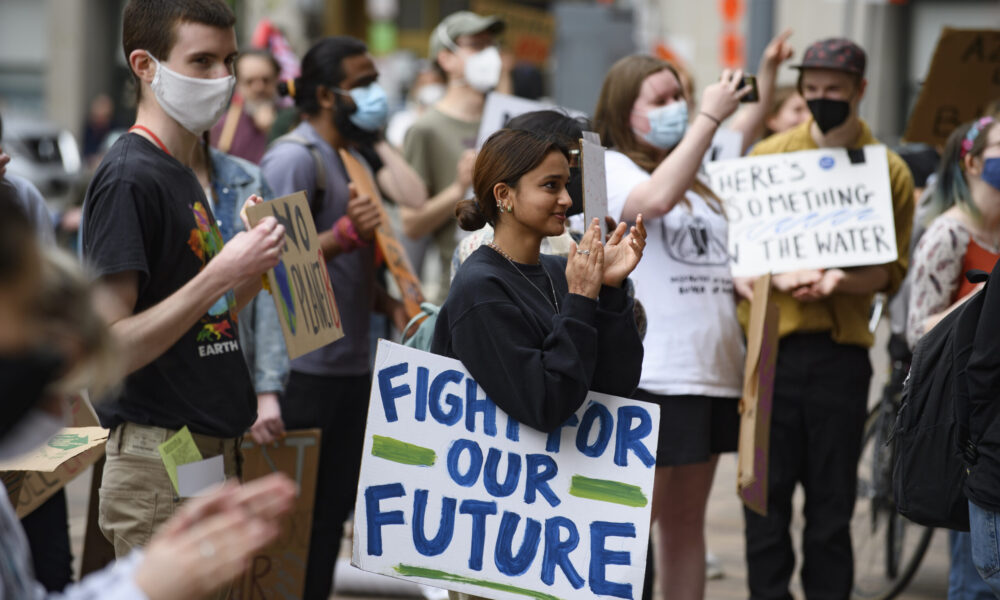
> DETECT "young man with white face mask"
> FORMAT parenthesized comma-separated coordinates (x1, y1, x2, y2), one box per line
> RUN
(734, 39, 914, 600)
(402, 11, 506, 303)
(81, 0, 286, 584)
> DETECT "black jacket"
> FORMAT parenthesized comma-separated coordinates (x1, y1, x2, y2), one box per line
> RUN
(966, 256, 1000, 512)
(431, 246, 643, 433)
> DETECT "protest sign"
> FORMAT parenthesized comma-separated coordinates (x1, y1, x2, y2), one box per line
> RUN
(737, 273, 779, 516)
(228, 429, 321, 600)
(705, 145, 897, 277)
(247, 191, 344, 359)
(476, 93, 587, 149)
(1, 426, 109, 519)
(1, 395, 107, 518)
(353, 341, 658, 600)
(580, 134, 608, 238)
(904, 28, 1000, 147)
(339, 149, 426, 319)
(471, 0, 554, 65)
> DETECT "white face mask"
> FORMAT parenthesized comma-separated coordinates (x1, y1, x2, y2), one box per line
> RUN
(148, 53, 235, 135)
(416, 83, 445, 107)
(0, 408, 67, 462)
(463, 46, 502, 93)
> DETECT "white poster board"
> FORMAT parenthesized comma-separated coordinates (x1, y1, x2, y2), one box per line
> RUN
(476, 93, 587, 149)
(705, 145, 897, 277)
(580, 135, 608, 239)
(353, 341, 659, 600)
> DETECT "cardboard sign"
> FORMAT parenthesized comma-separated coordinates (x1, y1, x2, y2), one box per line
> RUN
(247, 191, 345, 359)
(580, 134, 608, 238)
(737, 273, 779, 516)
(3, 395, 105, 519)
(471, 0, 554, 65)
(904, 28, 1000, 147)
(705, 145, 898, 277)
(229, 429, 321, 600)
(2, 425, 109, 519)
(476, 93, 587, 149)
(352, 341, 659, 600)
(338, 149, 426, 319)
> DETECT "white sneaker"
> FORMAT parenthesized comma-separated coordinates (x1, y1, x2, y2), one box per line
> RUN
(706, 550, 724, 580)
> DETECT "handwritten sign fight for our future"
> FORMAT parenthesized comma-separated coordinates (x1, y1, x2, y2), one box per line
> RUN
(705, 145, 897, 278)
(353, 341, 659, 600)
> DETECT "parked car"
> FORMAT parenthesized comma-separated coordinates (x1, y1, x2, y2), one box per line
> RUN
(3, 116, 84, 212)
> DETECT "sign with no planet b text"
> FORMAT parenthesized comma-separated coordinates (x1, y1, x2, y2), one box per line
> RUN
(705, 145, 897, 277)
(247, 192, 344, 359)
(352, 341, 659, 600)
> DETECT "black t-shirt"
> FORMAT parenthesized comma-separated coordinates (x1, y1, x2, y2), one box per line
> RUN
(82, 133, 255, 437)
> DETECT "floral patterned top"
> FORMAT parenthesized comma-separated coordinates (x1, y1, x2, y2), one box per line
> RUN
(906, 215, 1000, 349)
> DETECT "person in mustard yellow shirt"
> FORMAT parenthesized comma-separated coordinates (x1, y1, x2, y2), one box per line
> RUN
(733, 38, 914, 600)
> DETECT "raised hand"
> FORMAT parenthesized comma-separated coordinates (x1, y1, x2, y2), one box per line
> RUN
(602, 214, 647, 287)
(760, 29, 794, 74)
(699, 68, 755, 124)
(346, 182, 381, 240)
(566, 219, 605, 300)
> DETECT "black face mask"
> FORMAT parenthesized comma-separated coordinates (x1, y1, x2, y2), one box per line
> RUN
(807, 98, 851, 134)
(566, 166, 583, 217)
(333, 94, 379, 146)
(0, 349, 64, 440)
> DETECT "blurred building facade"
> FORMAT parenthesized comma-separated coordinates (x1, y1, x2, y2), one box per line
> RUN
(1, 0, 997, 150)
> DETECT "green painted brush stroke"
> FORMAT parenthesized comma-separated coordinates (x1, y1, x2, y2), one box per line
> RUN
(394, 565, 562, 600)
(371, 435, 436, 466)
(569, 474, 648, 507)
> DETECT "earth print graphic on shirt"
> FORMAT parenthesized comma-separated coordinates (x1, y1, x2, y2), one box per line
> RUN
(188, 201, 241, 358)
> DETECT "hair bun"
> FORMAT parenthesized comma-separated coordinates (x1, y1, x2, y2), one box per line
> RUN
(277, 78, 297, 99)
(455, 199, 487, 231)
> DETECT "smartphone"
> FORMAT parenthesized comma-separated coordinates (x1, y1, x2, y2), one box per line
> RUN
(740, 74, 759, 103)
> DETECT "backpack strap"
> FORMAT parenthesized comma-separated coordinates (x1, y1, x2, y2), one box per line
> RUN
(953, 269, 990, 465)
(269, 133, 327, 214)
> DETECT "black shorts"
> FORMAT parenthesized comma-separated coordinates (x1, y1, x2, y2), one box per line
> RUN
(633, 390, 740, 467)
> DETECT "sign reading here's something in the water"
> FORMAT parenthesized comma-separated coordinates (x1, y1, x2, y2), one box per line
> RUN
(352, 341, 659, 600)
(705, 145, 897, 278)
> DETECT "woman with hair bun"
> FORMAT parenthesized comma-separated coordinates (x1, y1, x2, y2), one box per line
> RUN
(431, 128, 646, 433)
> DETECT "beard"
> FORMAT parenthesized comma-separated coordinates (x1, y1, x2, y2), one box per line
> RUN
(334, 95, 380, 146)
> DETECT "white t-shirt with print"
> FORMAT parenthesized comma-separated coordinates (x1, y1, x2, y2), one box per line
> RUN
(606, 150, 745, 397)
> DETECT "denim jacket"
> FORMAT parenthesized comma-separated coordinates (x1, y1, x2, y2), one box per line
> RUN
(210, 148, 289, 394)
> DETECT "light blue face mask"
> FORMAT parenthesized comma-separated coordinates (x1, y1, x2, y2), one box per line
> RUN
(637, 101, 689, 149)
(335, 83, 389, 132)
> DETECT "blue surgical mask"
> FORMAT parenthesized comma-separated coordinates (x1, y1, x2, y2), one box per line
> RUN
(981, 157, 1000, 192)
(335, 83, 389, 132)
(636, 101, 688, 150)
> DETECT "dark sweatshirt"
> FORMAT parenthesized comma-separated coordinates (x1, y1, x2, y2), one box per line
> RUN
(431, 246, 643, 433)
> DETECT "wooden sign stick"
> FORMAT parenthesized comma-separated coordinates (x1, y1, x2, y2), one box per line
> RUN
(338, 149, 426, 319)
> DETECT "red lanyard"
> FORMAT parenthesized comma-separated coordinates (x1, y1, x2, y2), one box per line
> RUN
(128, 125, 171, 156)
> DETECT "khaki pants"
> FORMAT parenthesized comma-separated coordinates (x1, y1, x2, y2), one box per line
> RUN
(98, 423, 241, 597)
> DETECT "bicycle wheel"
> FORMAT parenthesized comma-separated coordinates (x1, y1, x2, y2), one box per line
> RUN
(851, 407, 935, 600)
